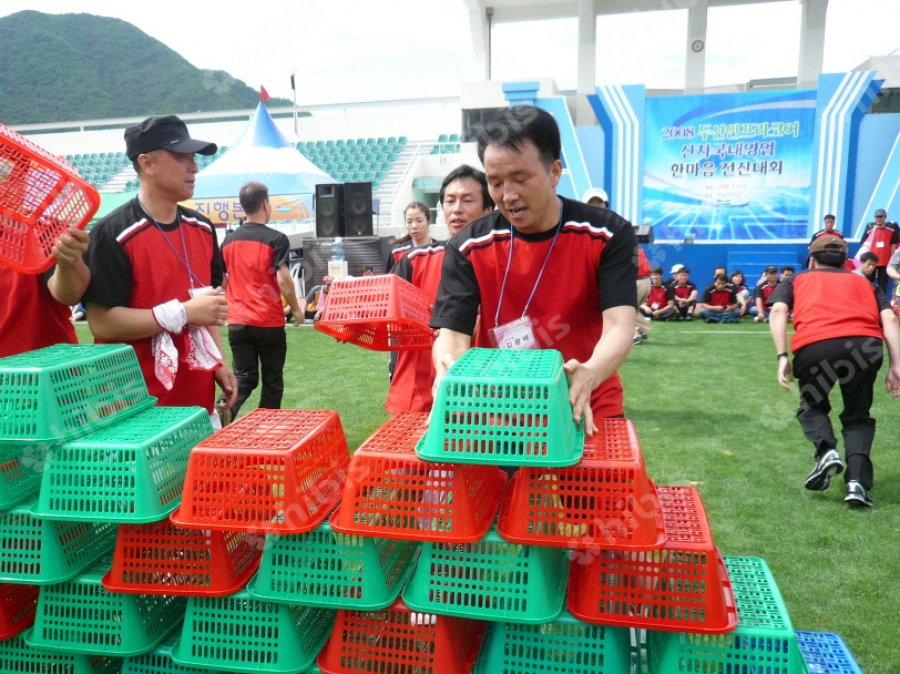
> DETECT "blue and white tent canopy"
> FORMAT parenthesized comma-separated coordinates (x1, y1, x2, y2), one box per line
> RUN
(193, 102, 335, 199)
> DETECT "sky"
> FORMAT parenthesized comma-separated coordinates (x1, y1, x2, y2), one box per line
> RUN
(0, 0, 896, 105)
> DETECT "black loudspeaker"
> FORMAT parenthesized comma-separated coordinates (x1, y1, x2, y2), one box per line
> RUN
(343, 182, 373, 236)
(315, 183, 343, 238)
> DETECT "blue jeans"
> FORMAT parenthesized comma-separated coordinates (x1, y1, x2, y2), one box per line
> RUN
(699, 308, 741, 323)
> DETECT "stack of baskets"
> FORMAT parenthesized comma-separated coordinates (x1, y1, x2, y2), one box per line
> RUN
(0, 344, 212, 671)
(0, 343, 865, 674)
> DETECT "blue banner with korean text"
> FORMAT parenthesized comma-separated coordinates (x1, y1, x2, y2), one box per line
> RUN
(643, 89, 817, 241)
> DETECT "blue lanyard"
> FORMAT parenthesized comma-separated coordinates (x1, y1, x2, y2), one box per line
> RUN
(494, 200, 564, 325)
(140, 202, 204, 288)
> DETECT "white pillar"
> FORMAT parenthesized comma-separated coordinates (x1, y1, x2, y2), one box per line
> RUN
(685, 0, 709, 93)
(576, 0, 598, 125)
(466, 4, 491, 81)
(798, 0, 829, 88)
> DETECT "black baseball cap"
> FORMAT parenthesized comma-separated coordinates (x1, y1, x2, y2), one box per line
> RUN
(125, 115, 217, 160)
(874, 208, 887, 217)
(764, 265, 778, 274)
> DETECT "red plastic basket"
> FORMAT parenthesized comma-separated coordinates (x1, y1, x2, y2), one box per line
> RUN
(315, 275, 433, 351)
(102, 518, 264, 596)
(496, 418, 665, 550)
(170, 409, 350, 534)
(316, 598, 486, 674)
(0, 124, 99, 274)
(331, 414, 507, 543)
(567, 485, 738, 634)
(0, 583, 39, 639)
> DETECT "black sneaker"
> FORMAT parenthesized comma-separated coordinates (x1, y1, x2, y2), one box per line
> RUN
(804, 449, 843, 491)
(844, 481, 873, 508)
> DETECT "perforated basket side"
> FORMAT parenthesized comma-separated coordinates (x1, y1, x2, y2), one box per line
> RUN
(0, 123, 99, 274)
(103, 520, 264, 596)
(646, 556, 805, 674)
(0, 633, 122, 674)
(402, 528, 569, 624)
(33, 407, 210, 522)
(171, 592, 334, 673)
(173, 410, 349, 533)
(795, 631, 864, 674)
(0, 344, 152, 444)
(317, 600, 486, 674)
(122, 636, 209, 674)
(0, 506, 116, 584)
(26, 558, 187, 656)
(473, 610, 632, 674)
(247, 516, 418, 609)
(0, 442, 51, 510)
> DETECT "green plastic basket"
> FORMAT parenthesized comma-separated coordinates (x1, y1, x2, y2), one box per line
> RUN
(247, 512, 419, 610)
(647, 556, 807, 674)
(122, 635, 215, 674)
(0, 344, 155, 445)
(0, 633, 122, 674)
(24, 556, 186, 657)
(0, 502, 116, 584)
(29, 406, 212, 523)
(170, 590, 334, 673)
(0, 441, 53, 510)
(402, 525, 569, 624)
(417, 348, 584, 467)
(473, 608, 633, 674)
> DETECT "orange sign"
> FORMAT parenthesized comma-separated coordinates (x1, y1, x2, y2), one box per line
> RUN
(184, 194, 312, 225)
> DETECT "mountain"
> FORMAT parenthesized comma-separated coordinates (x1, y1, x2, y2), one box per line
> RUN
(0, 11, 292, 125)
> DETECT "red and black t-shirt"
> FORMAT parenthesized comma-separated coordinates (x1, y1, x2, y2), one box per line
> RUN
(386, 237, 437, 273)
(672, 281, 697, 300)
(809, 228, 844, 246)
(862, 222, 900, 266)
(646, 284, 673, 310)
(768, 268, 888, 352)
(222, 223, 291, 328)
(0, 266, 76, 358)
(701, 283, 737, 308)
(386, 242, 447, 415)
(431, 196, 637, 418)
(754, 281, 779, 303)
(83, 198, 224, 411)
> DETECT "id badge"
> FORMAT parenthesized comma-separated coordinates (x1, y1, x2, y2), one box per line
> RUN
(876, 240, 885, 248)
(489, 316, 538, 350)
(188, 286, 215, 298)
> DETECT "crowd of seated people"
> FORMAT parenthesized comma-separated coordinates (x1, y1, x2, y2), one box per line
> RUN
(638, 263, 805, 324)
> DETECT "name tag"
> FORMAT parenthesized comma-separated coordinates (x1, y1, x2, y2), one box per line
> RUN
(876, 241, 885, 248)
(489, 316, 537, 350)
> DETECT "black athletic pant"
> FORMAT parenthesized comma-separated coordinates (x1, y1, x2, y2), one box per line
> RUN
(792, 336, 883, 489)
(228, 324, 288, 418)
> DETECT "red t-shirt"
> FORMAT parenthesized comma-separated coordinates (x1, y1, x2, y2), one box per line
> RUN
(862, 223, 899, 266)
(432, 197, 637, 419)
(222, 223, 291, 328)
(769, 269, 887, 352)
(84, 200, 224, 412)
(647, 284, 672, 309)
(0, 266, 76, 358)
(386, 243, 446, 414)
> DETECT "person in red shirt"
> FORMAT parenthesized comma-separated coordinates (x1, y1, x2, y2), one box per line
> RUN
(751, 265, 780, 322)
(671, 267, 698, 320)
(83, 115, 237, 423)
(0, 229, 91, 358)
(431, 106, 637, 434)
(385, 201, 437, 272)
(221, 182, 304, 418)
(639, 267, 676, 321)
(809, 213, 842, 243)
(857, 208, 899, 294)
(386, 165, 494, 414)
(697, 273, 741, 323)
(769, 235, 900, 508)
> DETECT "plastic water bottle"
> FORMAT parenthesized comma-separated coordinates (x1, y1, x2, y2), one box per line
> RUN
(328, 237, 348, 279)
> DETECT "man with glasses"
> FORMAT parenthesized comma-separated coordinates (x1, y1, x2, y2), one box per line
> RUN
(858, 208, 898, 294)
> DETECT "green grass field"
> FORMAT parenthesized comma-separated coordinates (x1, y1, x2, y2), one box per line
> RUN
(75, 321, 900, 673)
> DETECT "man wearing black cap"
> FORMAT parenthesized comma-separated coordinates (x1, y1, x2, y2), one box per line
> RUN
(83, 115, 237, 425)
(858, 208, 898, 294)
(768, 235, 900, 508)
(751, 265, 780, 322)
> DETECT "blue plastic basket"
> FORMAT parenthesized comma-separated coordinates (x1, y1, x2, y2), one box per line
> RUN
(795, 631, 864, 674)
